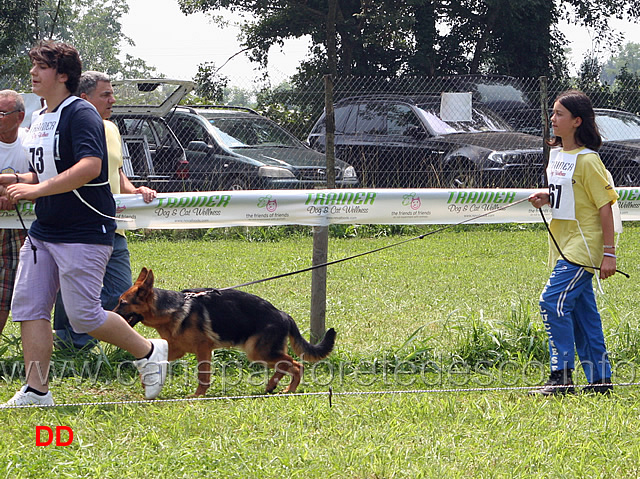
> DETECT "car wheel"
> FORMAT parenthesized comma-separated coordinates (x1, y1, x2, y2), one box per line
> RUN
(224, 175, 249, 190)
(445, 159, 482, 188)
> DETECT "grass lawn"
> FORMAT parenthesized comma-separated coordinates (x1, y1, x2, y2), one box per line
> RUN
(1, 224, 640, 478)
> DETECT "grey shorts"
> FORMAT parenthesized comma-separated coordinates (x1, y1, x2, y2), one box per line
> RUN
(11, 237, 112, 334)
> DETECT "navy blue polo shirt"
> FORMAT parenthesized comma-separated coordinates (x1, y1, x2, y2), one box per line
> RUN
(29, 99, 116, 246)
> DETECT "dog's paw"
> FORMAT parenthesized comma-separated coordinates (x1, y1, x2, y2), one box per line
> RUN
(188, 388, 208, 398)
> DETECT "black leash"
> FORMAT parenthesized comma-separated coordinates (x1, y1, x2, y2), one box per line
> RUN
(220, 196, 532, 290)
(538, 208, 629, 278)
(14, 204, 37, 264)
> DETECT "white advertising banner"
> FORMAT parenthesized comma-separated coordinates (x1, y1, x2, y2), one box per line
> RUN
(2, 188, 640, 230)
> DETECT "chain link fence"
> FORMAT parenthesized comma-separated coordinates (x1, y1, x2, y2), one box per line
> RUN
(5, 73, 640, 191)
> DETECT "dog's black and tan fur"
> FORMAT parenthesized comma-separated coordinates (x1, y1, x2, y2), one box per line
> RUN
(114, 267, 336, 396)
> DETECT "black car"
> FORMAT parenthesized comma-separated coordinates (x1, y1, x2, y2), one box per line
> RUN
(479, 99, 640, 187)
(307, 94, 545, 188)
(594, 108, 640, 186)
(166, 105, 359, 190)
(436, 74, 544, 136)
(441, 76, 640, 187)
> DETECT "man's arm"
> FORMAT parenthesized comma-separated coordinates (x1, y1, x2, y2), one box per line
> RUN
(119, 169, 156, 203)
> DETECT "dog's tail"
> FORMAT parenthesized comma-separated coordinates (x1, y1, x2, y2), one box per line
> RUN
(287, 315, 336, 362)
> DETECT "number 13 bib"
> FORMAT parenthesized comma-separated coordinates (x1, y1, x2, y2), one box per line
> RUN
(23, 96, 81, 182)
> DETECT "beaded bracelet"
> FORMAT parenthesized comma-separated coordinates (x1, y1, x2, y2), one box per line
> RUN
(14, 173, 19, 184)
(603, 252, 617, 259)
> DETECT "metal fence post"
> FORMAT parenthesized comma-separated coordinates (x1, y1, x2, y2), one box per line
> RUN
(539, 76, 550, 173)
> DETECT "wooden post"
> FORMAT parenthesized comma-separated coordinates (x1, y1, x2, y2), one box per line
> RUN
(310, 3, 337, 344)
(310, 225, 328, 344)
(310, 75, 336, 344)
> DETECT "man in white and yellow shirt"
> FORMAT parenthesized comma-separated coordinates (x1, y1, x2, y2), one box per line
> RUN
(0, 90, 30, 334)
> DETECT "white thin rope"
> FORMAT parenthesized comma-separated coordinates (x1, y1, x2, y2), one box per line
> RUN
(72, 189, 133, 222)
(1, 381, 635, 409)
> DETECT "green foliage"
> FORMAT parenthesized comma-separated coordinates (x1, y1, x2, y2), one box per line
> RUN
(0, 0, 158, 86)
(0, 0, 36, 78)
(551, 62, 640, 114)
(578, 54, 604, 90)
(254, 81, 322, 140)
(177, 0, 637, 80)
(602, 42, 640, 85)
(192, 61, 230, 103)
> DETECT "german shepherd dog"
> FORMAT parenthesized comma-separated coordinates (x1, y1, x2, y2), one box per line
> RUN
(114, 268, 336, 396)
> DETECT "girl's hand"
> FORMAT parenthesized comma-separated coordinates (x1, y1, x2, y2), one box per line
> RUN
(600, 256, 617, 280)
(528, 192, 550, 209)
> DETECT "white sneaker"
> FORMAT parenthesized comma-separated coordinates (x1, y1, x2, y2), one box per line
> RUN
(1, 385, 54, 408)
(133, 339, 169, 399)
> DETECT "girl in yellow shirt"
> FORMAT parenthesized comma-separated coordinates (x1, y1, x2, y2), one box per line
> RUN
(528, 89, 618, 396)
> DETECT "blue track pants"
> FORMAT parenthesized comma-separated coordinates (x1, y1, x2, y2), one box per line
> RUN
(539, 260, 611, 383)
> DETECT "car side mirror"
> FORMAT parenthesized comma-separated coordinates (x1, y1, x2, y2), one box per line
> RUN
(187, 140, 210, 152)
(406, 125, 427, 139)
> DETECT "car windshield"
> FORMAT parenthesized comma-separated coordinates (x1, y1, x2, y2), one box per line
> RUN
(596, 111, 640, 141)
(207, 117, 300, 148)
(415, 103, 511, 135)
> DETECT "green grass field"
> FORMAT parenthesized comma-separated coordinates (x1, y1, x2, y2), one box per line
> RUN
(1, 224, 640, 478)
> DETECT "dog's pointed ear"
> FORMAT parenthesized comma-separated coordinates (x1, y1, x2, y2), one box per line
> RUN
(135, 267, 149, 285)
(142, 269, 155, 289)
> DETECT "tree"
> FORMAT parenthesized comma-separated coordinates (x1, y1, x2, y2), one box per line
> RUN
(191, 61, 229, 103)
(179, 0, 638, 80)
(180, 0, 435, 77)
(601, 42, 640, 85)
(577, 55, 606, 92)
(0, 1, 37, 64)
(0, 0, 40, 87)
(481, 0, 556, 77)
(0, 0, 157, 89)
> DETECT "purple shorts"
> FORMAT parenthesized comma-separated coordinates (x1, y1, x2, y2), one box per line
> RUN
(11, 237, 112, 334)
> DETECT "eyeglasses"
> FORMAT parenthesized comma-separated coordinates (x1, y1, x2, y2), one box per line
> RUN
(0, 110, 20, 119)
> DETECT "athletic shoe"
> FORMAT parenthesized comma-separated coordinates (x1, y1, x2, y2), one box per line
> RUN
(581, 378, 614, 395)
(528, 369, 575, 396)
(133, 339, 169, 400)
(1, 385, 54, 408)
